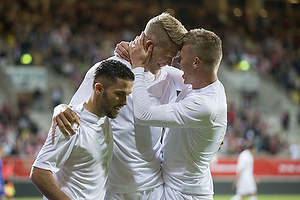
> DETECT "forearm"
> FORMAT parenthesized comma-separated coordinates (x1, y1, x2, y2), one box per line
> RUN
(30, 167, 71, 200)
(132, 68, 167, 126)
(132, 68, 199, 128)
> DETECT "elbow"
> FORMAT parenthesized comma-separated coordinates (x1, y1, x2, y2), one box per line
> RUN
(29, 167, 35, 184)
(30, 167, 38, 184)
(133, 110, 144, 124)
(134, 116, 147, 125)
(30, 167, 46, 185)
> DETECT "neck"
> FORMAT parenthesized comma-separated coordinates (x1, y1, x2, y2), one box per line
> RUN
(192, 72, 217, 89)
(84, 98, 104, 118)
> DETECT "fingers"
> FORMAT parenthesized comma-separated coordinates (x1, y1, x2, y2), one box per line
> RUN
(73, 114, 80, 128)
(56, 108, 80, 136)
(129, 35, 143, 52)
(219, 133, 226, 150)
(114, 41, 131, 62)
(114, 45, 127, 60)
(218, 141, 224, 150)
(57, 114, 74, 135)
(129, 41, 134, 49)
(65, 107, 80, 126)
(51, 114, 73, 145)
(51, 105, 80, 144)
(114, 49, 130, 62)
(129, 32, 152, 68)
(135, 34, 142, 45)
(134, 33, 143, 46)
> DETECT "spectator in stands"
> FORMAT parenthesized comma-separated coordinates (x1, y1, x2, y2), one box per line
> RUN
(297, 106, 300, 126)
(0, 0, 298, 158)
(280, 110, 290, 131)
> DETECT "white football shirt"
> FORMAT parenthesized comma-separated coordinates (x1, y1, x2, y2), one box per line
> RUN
(69, 56, 185, 193)
(33, 103, 113, 199)
(132, 67, 227, 197)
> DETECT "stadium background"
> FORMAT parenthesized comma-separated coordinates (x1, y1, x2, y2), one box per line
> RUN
(0, 0, 299, 198)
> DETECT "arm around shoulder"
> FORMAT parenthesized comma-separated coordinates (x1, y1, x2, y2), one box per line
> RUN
(52, 104, 80, 140)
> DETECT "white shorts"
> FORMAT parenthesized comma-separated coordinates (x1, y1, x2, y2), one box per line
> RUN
(236, 177, 257, 195)
(104, 185, 164, 200)
(163, 185, 213, 200)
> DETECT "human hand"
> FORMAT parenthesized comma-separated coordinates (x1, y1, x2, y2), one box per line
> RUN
(51, 104, 80, 144)
(114, 41, 131, 63)
(219, 134, 226, 150)
(129, 32, 153, 69)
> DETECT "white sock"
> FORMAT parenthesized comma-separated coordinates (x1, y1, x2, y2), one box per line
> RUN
(248, 196, 257, 200)
(230, 194, 242, 200)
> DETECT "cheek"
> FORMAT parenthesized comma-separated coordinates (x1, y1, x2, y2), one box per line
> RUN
(108, 95, 118, 103)
(149, 54, 159, 64)
(103, 92, 116, 104)
(151, 50, 165, 62)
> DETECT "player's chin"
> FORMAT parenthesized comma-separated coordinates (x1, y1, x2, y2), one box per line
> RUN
(106, 110, 120, 119)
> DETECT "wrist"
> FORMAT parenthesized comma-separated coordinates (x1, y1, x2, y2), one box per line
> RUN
(132, 64, 144, 69)
(132, 67, 145, 74)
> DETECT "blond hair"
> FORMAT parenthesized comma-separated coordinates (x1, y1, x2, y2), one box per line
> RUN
(183, 28, 222, 69)
(144, 12, 187, 49)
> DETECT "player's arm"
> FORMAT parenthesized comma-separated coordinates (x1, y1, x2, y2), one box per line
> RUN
(114, 41, 131, 63)
(30, 167, 71, 200)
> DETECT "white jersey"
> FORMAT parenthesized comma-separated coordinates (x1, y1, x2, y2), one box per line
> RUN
(132, 67, 227, 197)
(236, 149, 257, 195)
(33, 103, 113, 200)
(69, 56, 184, 193)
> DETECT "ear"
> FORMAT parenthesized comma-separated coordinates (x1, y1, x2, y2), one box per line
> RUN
(145, 40, 154, 49)
(193, 57, 202, 69)
(95, 83, 103, 94)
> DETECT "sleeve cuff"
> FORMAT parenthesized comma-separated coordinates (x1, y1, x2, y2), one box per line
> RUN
(132, 67, 145, 74)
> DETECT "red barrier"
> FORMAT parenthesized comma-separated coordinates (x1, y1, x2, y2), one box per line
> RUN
(210, 156, 300, 179)
(2, 156, 36, 180)
(2, 156, 300, 180)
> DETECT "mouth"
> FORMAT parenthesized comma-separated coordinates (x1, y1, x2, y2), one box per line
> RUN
(115, 106, 122, 113)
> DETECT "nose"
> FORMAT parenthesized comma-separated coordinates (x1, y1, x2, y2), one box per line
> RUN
(120, 95, 128, 106)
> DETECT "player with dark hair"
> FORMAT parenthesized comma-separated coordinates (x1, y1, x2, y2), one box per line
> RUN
(30, 60, 134, 200)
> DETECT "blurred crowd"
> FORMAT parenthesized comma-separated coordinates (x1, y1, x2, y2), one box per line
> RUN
(0, 0, 299, 158)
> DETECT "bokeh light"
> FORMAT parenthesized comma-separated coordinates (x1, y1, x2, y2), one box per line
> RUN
(20, 53, 33, 65)
(238, 60, 250, 71)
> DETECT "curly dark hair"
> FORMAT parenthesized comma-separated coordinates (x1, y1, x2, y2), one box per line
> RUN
(93, 60, 134, 88)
